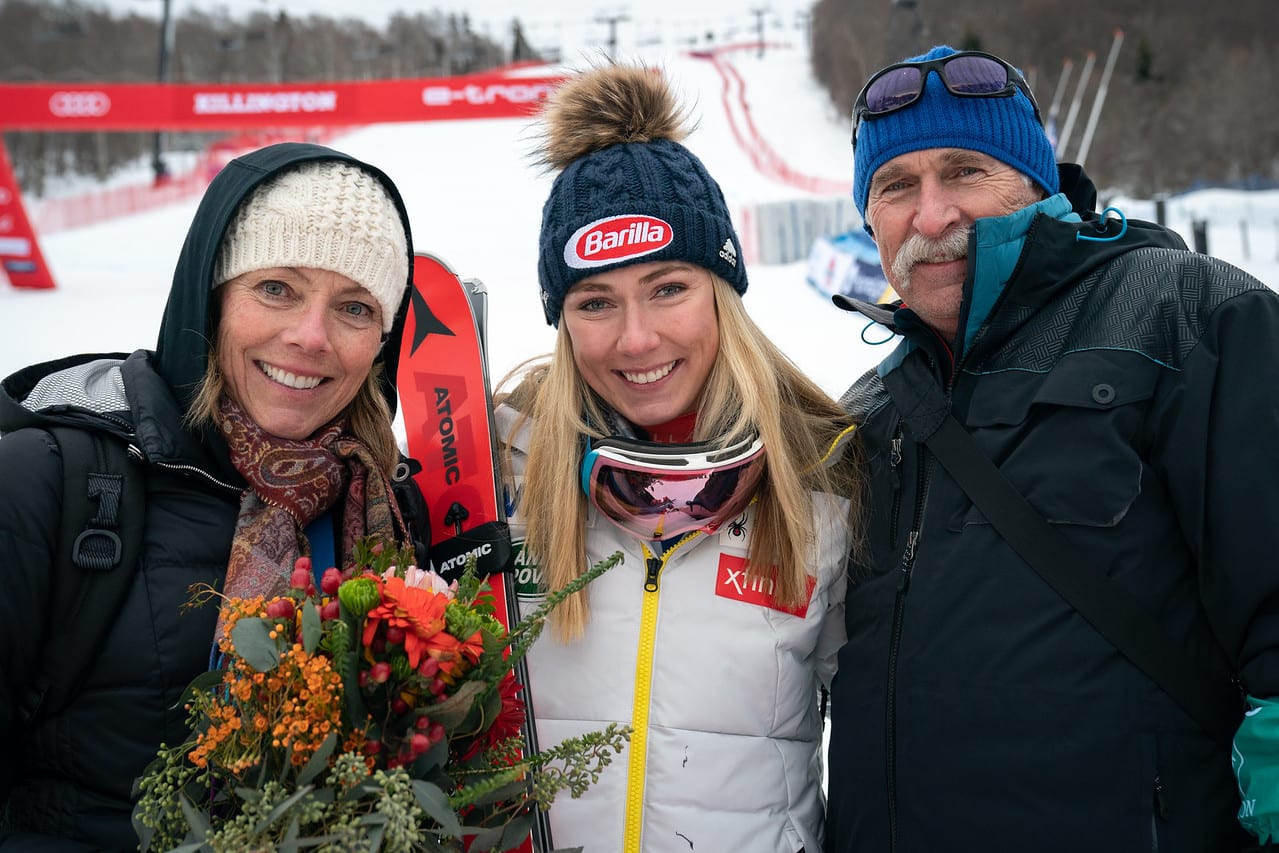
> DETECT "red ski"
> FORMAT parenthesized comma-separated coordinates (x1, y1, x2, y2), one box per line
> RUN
(397, 253, 550, 852)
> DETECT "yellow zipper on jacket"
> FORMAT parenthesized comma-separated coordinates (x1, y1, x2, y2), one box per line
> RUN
(623, 534, 700, 852)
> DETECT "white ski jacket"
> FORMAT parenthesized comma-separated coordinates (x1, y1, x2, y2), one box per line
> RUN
(496, 405, 851, 853)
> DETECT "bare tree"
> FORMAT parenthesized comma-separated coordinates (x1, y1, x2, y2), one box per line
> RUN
(809, 0, 1279, 196)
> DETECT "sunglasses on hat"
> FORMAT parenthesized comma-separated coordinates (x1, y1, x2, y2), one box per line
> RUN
(851, 50, 1043, 149)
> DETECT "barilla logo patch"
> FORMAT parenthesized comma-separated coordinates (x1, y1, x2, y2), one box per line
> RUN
(564, 214, 673, 269)
(715, 553, 815, 617)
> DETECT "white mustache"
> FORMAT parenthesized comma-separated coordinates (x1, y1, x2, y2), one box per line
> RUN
(891, 227, 971, 284)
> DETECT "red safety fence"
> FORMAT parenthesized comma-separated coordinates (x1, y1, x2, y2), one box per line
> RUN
(29, 127, 351, 234)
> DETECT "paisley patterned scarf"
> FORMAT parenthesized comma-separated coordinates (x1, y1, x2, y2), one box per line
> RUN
(216, 395, 404, 635)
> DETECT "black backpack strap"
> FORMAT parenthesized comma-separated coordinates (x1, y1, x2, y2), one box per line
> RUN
(390, 453, 431, 571)
(20, 427, 147, 726)
(881, 363, 1243, 743)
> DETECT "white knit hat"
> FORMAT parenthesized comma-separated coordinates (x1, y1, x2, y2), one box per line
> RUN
(213, 160, 409, 332)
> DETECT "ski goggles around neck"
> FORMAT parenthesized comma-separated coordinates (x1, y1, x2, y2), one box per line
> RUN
(851, 50, 1043, 149)
(580, 432, 767, 542)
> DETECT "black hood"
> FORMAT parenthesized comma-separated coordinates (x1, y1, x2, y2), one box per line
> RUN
(153, 141, 415, 416)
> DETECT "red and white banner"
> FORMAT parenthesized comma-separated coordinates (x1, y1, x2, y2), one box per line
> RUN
(0, 140, 55, 290)
(0, 70, 566, 131)
(0, 65, 570, 288)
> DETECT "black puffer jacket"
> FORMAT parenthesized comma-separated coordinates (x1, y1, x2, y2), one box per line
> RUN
(0, 144, 421, 851)
(825, 165, 1279, 853)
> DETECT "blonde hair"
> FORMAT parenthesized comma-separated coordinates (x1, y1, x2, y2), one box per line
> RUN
(497, 276, 863, 641)
(185, 346, 400, 477)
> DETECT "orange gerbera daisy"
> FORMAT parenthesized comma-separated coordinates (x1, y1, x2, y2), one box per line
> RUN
(456, 629, 484, 666)
(363, 576, 450, 670)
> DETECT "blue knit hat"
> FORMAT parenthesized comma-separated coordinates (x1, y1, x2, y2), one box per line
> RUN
(853, 45, 1059, 233)
(536, 67, 747, 327)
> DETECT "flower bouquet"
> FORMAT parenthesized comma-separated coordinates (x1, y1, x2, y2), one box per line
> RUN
(132, 539, 627, 852)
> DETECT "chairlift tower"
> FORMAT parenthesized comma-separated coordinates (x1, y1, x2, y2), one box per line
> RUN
(595, 12, 630, 60)
(885, 0, 924, 65)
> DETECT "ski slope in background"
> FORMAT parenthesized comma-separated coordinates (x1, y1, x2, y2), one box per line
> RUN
(2, 43, 1277, 401)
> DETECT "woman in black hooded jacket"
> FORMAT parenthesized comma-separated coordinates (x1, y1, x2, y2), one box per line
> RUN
(0, 142, 429, 851)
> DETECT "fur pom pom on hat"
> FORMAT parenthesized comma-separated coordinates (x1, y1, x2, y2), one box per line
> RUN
(213, 160, 409, 332)
(535, 64, 747, 327)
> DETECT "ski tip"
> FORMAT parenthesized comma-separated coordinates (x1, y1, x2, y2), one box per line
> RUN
(413, 252, 459, 275)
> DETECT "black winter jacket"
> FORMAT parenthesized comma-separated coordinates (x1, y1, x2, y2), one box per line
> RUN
(825, 165, 1279, 853)
(0, 144, 421, 851)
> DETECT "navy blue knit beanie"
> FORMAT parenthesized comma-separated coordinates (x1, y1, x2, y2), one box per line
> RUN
(536, 67, 747, 327)
(853, 45, 1059, 233)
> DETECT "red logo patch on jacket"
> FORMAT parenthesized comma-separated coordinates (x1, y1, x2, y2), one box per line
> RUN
(715, 553, 815, 617)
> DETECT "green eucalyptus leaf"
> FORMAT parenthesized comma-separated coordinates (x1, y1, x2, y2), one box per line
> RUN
(131, 808, 155, 853)
(467, 824, 504, 852)
(177, 792, 210, 837)
(167, 842, 208, 853)
(277, 816, 300, 853)
(339, 645, 369, 731)
(342, 776, 383, 804)
(182, 668, 227, 698)
(301, 600, 322, 654)
(253, 785, 316, 834)
(411, 779, 464, 836)
(297, 732, 338, 786)
(367, 821, 386, 852)
(230, 617, 281, 672)
(429, 680, 487, 729)
(309, 784, 336, 805)
(411, 736, 449, 775)
(455, 695, 487, 738)
(499, 812, 536, 848)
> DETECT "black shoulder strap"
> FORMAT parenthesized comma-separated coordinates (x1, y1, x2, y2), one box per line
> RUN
(390, 453, 432, 571)
(20, 427, 147, 725)
(880, 364, 1243, 743)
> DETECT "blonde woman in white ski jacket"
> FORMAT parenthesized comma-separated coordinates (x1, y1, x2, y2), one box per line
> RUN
(495, 63, 864, 853)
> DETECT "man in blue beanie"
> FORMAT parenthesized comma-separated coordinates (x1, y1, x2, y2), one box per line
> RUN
(826, 45, 1279, 853)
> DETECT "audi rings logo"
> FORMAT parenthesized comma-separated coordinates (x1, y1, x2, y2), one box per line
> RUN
(49, 91, 111, 118)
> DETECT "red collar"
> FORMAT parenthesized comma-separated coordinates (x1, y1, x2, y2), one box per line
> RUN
(641, 411, 697, 444)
